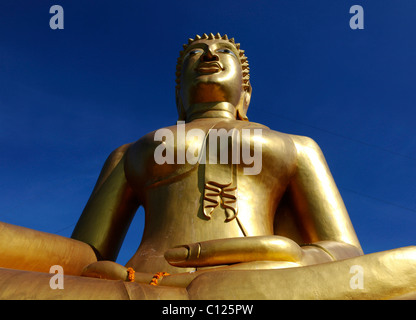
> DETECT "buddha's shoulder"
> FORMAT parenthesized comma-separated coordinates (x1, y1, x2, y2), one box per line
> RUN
(284, 133, 324, 153)
(241, 123, 325, 159)
(242, 122, 295, 148)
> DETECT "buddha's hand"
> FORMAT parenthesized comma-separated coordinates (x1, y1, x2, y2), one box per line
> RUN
(81, 260, 130, 281)
(164, 236, 313, 268)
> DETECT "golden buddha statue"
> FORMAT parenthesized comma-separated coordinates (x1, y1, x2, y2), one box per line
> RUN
(1, 33, 416, 300)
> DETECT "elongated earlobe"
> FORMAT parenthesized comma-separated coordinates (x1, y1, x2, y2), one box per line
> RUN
(236, 84, 251, 121)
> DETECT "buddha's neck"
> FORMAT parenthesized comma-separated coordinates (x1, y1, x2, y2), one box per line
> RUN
(185, 102, 237, 122)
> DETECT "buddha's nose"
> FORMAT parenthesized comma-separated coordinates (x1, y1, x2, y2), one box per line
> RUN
(201, 49, 219, 62)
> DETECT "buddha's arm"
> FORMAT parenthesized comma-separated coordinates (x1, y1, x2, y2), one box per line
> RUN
(0, 146, 136, 275)
(287, 135, 363, 260)
(0, 221, 98, 275)
(71, 143, 140, 261)
(0, 144, 139, 276)
(164, 136, 363, 270)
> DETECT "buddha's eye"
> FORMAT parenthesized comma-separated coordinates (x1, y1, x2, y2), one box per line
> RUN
(187, 49, 203, 57)
(216, 48, 237, 57)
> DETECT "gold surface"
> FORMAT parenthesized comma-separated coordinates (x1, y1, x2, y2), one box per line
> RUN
(0, 33, 415, 299)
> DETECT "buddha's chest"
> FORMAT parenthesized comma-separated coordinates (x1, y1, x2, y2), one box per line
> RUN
(125, 122, 297, 205)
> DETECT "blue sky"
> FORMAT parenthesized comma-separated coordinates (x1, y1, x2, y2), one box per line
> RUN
(0, 1, 415, 266)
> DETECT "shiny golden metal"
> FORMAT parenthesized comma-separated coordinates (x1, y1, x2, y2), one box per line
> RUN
(0, 34, 415, 300)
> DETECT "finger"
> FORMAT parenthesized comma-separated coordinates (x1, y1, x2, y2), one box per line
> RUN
(164, 236, 302, 268)
(81, 260, 128, 280)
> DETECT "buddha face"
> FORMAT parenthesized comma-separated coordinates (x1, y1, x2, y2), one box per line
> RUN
(178, 39, 245, 116)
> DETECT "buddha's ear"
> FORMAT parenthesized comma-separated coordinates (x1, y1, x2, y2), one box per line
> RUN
(236, 82, 252, 121)
(175, 88, 186, 121)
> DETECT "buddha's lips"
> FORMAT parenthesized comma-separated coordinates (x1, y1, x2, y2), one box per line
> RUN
(196, 62, 223, 74)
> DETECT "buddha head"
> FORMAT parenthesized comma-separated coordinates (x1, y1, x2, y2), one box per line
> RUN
(175, 33, 251, 121)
